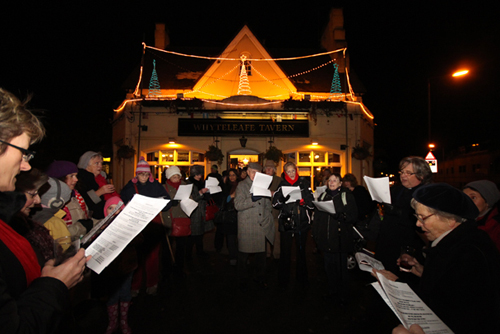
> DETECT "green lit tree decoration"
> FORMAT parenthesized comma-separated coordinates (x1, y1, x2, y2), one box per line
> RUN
(148, 59, 161, 98)
(328, 63, 342, 100)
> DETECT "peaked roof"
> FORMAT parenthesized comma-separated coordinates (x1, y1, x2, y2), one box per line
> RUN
(122, 25, 366, 99)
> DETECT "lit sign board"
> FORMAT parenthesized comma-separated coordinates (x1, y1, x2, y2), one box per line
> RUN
(425, 151, 438, 173)
(178, 119, 309, 137)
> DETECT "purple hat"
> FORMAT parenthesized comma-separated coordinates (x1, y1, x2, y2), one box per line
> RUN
(45, 161, 78, 179)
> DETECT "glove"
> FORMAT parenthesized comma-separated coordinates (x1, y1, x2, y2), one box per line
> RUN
(283, 194, 291, 203)
(252, 195, 262, 202)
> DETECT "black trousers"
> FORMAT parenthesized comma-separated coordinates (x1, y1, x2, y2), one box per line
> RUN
(279, 230, 308, 287)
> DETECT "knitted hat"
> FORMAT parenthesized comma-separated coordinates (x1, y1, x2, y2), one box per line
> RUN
(464, 180, 500, 206)
(45, 161, 78, 179)
(211, 165, 218, 170)
(77, 151, 101, 169)
(190, 165, 204, 177)
(165, 166, 182, 179)
(133, 157, 153, 183)
(413, 183, 479, 221)
(104, 196, 123, 216)
(247, 162, 262, 171)
(40, 177, 72, 209)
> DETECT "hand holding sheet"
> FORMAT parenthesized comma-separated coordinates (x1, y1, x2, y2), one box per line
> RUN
(363, 176, 391, 204)
(249, 172, 273, 197)
(173, 184, 198, 216)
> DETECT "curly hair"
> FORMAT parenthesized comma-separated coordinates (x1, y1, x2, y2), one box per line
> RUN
(0, 88, 45, 155)
(399, 156, 433, 185)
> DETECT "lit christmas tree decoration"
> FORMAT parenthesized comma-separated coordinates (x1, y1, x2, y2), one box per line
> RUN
(237, 55, 252, 95)
(328, 63, 342, 100)
(148, 59, 161, 97)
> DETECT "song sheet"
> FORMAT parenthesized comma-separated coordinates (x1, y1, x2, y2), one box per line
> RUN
(249, 172, 273, 197)
(282, 186, 301, 203)
(312, 200, 336, 214)
(355, 252, 385, 272)
(313, 185, 327, 200)
(85, 194, 169, 274)
(206, 176, 222, 194)
(363, 176, 391, 204)
(173, 184, 198, 216)
(374, 272, 453, 334)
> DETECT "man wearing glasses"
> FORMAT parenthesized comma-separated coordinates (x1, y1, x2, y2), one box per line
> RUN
(375, 156, 433, 275)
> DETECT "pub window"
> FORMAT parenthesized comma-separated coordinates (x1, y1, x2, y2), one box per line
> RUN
(328, 153, 340, 163)
(177, 152, 189, 162)
(162, 151, 175, 162)
(240, 60, 252, 76)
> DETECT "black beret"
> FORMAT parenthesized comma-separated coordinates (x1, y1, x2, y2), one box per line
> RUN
(413, 183, 479, 220)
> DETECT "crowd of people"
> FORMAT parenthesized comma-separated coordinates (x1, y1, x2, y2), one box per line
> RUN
(1, 87, 500, 334)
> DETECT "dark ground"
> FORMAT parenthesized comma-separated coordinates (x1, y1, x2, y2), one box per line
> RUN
(77, 230, 400, 334)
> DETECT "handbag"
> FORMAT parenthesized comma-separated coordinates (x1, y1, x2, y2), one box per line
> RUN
(171, 218, 191, 237)
(205, 199, 219, 221)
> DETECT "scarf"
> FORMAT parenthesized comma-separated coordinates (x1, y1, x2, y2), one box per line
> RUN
(0, 219, 41, 286)
(95, 173, 119, 201)
(285, 173, 298, 186)
(167, 178, 181, 190)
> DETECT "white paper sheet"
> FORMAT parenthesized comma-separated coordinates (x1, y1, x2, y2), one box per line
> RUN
(249, 172, 272, 197)
(180, 198, 198, 217)
(363, 176, 391, 204)
(173, 184, 193, 200)
(282, 186, 301, 203)
(355, 252, 385, 272)
(313, 185, 327, 200)
(374, 272, 453, 334)
(206, 176, 222, 194)
(312, 200, 336, 214)
(85, 194, 169, 274)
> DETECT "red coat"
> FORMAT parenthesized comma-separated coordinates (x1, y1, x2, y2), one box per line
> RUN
(477, 206, 500, 252)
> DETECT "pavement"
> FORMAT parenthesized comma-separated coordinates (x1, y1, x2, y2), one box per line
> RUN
(77, 229, 401, 334)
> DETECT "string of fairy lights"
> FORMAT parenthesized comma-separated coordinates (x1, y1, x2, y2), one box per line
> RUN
(120, 43, 373, 119)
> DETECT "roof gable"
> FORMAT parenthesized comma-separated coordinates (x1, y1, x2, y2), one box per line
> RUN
(192, 25, 297, 100)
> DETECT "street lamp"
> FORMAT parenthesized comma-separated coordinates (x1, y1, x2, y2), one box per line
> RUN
(427, 69, 469, 144)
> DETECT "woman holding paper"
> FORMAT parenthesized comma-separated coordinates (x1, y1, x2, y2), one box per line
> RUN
(186, 165, 213, 260)
(120, 157, 171, 296)
(312, 173, 357, 305)
(272, 162, 314, 290)
(163, 166, 191, 277)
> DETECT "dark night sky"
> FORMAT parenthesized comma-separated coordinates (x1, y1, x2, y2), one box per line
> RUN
(1, 2, 499, 172)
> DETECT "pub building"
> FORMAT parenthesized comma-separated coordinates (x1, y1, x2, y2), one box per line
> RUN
(112, 9, 374, 191)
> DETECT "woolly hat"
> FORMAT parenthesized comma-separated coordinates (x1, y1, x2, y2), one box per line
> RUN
(190, 165, 204, 177)
(247, 162, 262, 171)
(464, 180, 500, 206)
(211, 165, 218, 170)
(132, 157, 153, 183)
(413, 183, 479, 221)
(45, 161, 78, 179)
(264, 160, 276, 169)
(165, 166, 182, 180)
(40, 177, 72, 210)
(104, 196, 123, 216)
(77, 151, 101, 169)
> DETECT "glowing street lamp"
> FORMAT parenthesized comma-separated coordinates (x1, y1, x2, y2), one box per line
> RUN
(427, 69, 469, 144)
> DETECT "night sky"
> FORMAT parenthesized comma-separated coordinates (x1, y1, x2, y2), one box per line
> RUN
(1, 2, 498, 172)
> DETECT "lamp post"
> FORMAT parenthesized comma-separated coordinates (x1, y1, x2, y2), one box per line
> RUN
(427, 69, 469, 144)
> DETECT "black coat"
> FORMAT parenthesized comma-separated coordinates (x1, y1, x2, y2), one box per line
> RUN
(76, 169, 105, 219)
(312, 189, 358, 253)
(419, 222, 500, 333)
(272, 177, 314, 233)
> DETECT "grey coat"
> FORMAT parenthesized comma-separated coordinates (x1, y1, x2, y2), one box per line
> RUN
(234, 177, 274, 253)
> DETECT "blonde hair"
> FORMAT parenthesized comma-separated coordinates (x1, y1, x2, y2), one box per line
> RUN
(0, 88, 45, 155)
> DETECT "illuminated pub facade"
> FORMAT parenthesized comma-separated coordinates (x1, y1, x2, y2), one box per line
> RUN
(112, 16, 374, 191)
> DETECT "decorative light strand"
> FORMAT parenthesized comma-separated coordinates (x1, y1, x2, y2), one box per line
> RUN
(144, 43, 346, 62)
(237, 55, 252, 95)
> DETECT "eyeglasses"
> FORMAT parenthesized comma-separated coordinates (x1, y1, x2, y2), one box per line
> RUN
(0, 139, 36, 162)
(26, 191, 39, 199)
(399, 170, 416, 176)
(414, 213, 435, 223)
